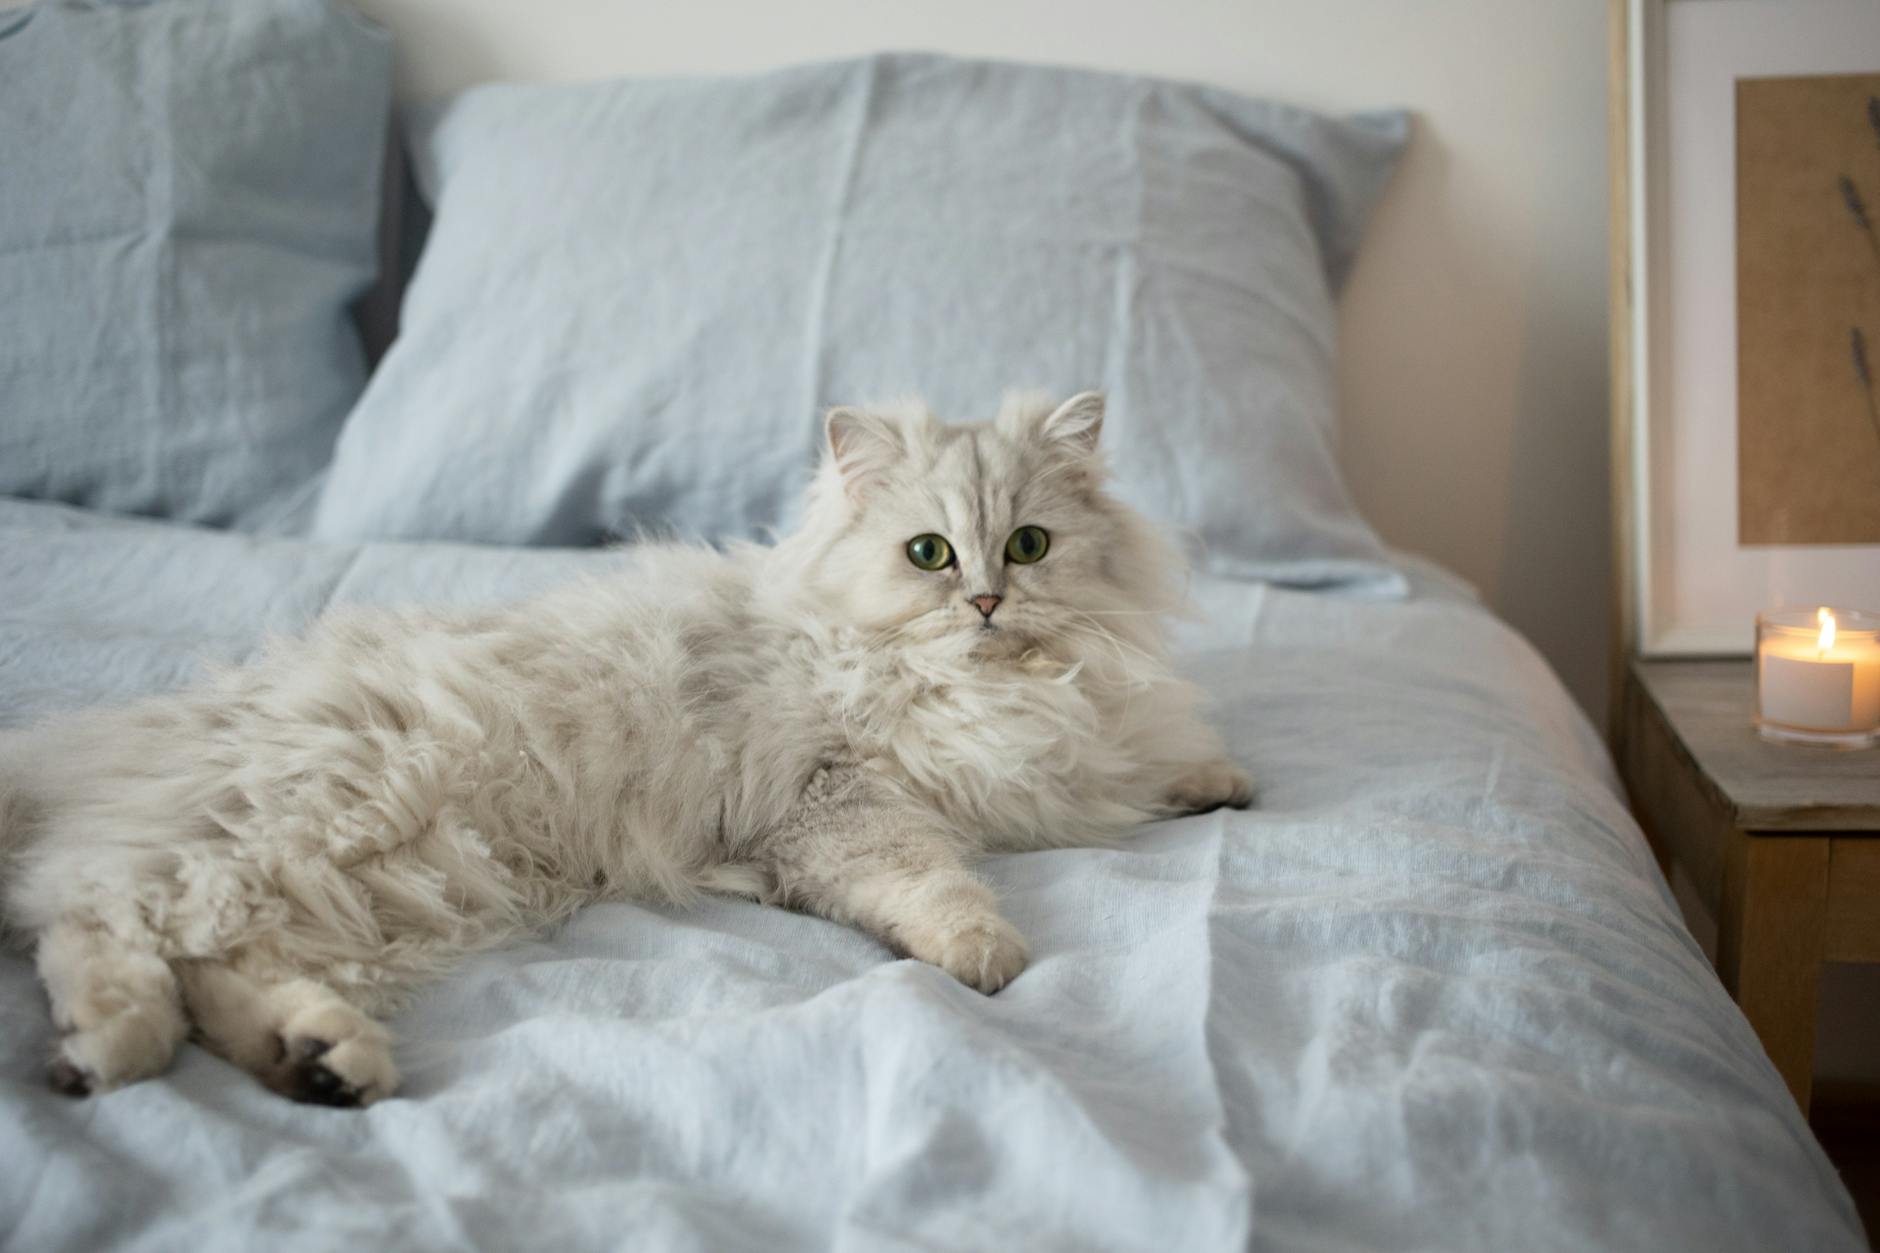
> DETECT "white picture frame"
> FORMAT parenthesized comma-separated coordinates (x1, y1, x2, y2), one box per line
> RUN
(1615, 0, 1880, 659)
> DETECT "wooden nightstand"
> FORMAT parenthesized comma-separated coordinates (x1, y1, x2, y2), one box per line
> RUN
(1617, 658, 1880, 1113)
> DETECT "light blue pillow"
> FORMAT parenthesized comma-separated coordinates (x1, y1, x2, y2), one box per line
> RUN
(0, 0, 392, 528)
(317, 54, 1406, 589)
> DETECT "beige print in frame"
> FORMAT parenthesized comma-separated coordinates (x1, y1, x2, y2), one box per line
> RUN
(1737, 72, 1880, 545)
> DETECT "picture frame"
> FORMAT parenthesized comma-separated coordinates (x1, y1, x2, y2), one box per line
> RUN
(1609, 0, 1880, 669)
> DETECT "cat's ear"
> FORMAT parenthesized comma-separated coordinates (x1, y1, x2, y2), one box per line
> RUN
(996, 390, 1106, 456)
(1007, 391, 1105, 459)
(1038, 391, 1105, 454)
(824, 406, 904, 499)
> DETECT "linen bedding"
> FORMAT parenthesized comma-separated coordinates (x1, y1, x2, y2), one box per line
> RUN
(0, 498, 1863, 1252)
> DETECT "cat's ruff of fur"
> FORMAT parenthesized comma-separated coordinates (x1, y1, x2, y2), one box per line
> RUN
(0, 391, 1253, 1105)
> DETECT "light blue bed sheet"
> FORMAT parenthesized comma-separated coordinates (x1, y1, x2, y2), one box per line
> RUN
(0, 500, 1862, 1251)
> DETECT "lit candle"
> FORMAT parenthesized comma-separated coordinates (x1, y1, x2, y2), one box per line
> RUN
(1755, 607, 1880, 747)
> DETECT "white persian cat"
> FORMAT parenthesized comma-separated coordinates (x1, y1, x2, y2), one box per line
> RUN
(0, 392, 1251, 1106)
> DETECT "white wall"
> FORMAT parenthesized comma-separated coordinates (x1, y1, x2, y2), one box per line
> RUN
(358, 0, 1617, 721)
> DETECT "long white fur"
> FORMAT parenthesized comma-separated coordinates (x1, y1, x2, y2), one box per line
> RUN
(0, 391, 1251, 1104)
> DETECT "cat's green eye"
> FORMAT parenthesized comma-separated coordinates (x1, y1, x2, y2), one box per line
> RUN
(1005, 526, 1050, 565)
(906, 534, 954, 571)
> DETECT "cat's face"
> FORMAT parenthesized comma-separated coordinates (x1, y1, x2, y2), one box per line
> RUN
(783, 392, 1181, 660)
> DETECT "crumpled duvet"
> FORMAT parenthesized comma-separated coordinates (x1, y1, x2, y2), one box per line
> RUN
(0, 500, 1862, 1252)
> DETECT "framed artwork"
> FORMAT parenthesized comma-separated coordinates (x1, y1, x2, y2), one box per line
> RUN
(1737, 71, 1880, 548)
(1612, 0, 1880, 658)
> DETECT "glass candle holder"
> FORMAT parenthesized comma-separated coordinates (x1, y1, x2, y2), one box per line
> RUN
(1755, 607, 1880, 748)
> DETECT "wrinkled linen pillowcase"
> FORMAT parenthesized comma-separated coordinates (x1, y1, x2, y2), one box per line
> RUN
(0, 0, 392, 527)
(317, 53, 1405, 588)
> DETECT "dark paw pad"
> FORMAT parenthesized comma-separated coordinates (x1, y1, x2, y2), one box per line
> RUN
(278, 1037, 362, 1108)
(293, 1060, 362, 1107)
(47, 1057, 93, 1098)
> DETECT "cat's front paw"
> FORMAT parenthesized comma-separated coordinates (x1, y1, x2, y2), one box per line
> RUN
(1166, 760, 1256, 815)
(917, 915, 1030, 994)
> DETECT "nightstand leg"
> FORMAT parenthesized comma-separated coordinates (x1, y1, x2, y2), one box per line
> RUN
(1715, 834, 1830, 1113)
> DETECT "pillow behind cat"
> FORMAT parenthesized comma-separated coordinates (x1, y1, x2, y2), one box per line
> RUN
(0, 0, 392, 528)
(315, 53, 1405, 590)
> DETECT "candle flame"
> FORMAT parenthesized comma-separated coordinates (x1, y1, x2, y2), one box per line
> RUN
(1818, 607, 1837, 655)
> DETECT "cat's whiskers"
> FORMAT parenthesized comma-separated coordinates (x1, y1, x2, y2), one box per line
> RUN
(1058, 607, 1159, 667)
(1050, 606, 1168, 729)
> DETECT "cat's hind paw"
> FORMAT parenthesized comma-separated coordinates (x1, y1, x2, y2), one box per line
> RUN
(277, 1036, 369, 1107)
(271, 1002, 396, 1108)
(45, 1003, 185, 1097)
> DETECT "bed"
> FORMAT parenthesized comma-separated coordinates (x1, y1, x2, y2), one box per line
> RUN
(0, 499, 1862, 1250)
(0, 1, 1867, 1249)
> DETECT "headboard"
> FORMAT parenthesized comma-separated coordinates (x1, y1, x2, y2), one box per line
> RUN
(351, 0, 1615, 719)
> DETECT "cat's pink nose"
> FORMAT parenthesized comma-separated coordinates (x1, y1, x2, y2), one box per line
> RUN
(971, 595, 1002, 619)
